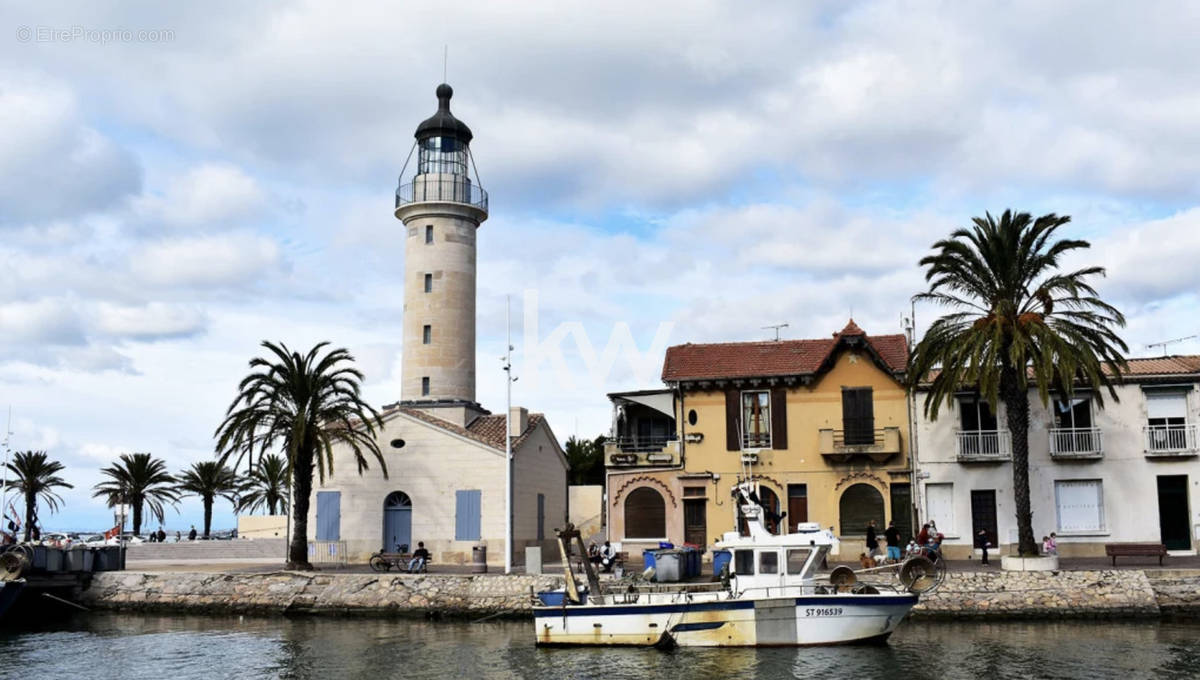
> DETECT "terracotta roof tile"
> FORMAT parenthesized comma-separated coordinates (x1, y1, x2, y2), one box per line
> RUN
(661, 321, 908, 382)
(385, 406, 544, 451)
(1121, 355, 1200, 376)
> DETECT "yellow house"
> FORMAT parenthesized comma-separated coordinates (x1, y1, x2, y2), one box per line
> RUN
(605, 320, 914, 558)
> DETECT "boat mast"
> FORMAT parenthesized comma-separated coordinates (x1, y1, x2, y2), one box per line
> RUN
(0, 407, 10, 533)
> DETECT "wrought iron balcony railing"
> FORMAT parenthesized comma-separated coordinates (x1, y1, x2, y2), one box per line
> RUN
(1144, 424, 1198, 456)
(1049, 427, 1103, 458)
(956, 429, 1012, 461)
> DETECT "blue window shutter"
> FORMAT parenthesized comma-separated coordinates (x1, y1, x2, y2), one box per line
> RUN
(315, 491, 340, 541)
(456, 489, 481, 541)
(537, 493, 545, 541)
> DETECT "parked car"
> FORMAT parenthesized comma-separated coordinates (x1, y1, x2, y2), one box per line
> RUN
(42, 532, 72, 546)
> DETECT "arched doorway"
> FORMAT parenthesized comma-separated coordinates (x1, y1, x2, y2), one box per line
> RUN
(383, 491, 412, 552)
(624, 487, 666, 539)
(839, 483, 885, 537)
(739, 485, 782, 535)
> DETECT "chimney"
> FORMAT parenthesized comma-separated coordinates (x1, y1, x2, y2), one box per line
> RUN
(509, 406, 529, 438)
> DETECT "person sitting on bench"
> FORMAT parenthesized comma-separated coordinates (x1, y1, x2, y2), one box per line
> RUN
(408, 541, 431, 573)
(599, 541, 617, 573)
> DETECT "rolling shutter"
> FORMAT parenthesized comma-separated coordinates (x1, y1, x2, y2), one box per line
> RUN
(924, 483, 954, 536)
(771, 387, 788, 450)
(1055, 480, 1104, 532)
(842, 387, 875, 445)
(315, 491, 340, 541)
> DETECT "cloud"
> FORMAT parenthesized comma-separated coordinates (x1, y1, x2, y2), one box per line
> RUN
(132, 162, 267, 231)
(92, 302, 207, 341)
(130, 233, 284, 288)
(0, 299, 86, 345)
(0, 72, 140, 224)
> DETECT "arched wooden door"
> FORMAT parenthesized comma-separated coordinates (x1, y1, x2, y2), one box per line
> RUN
(383, 491, 412, 552)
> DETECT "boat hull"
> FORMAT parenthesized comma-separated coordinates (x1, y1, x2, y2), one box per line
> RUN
(533, 593, 917, 647)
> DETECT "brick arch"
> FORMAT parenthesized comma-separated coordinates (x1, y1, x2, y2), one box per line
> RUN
(611, 476, 677, 508)
(834, 471, 889, 492)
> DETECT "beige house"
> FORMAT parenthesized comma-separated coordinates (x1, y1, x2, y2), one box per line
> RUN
(307, 403, 568, 566)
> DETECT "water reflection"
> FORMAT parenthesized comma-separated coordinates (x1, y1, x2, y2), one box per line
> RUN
(1, 615, 1198, 679)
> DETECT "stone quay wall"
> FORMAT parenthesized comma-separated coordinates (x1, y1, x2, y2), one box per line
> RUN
(78, 569, 1200, 620)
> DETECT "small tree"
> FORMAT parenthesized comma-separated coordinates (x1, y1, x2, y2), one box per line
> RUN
(237, 454, 290, 516)
(93, 453, 180, 536)
(176, 461, 240, 538)
(3, 451, 73, 542)
(564, 435, 606, 485)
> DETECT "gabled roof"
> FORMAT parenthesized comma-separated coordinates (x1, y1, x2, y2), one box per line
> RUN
(383, 405, 545, 451)
(661, 319, 908, 383)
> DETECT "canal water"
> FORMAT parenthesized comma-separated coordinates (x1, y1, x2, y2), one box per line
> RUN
(2, 615, 1198, 679)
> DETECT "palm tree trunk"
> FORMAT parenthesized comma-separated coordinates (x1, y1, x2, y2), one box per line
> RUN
(288, 452, 314, 569)
(1001, 368, 1039, 556)
(203, 497, 213, 538)
(132, 499, 144, 536)
(24, 491, 34, 542)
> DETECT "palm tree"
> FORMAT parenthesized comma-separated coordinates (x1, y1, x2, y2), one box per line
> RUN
(3, 451, 73, 542)
(215, 341, 387, 569)
(236, 453, 290, 516)
(176, 461, 240, 538)
(93, 453, 180, 536)
(909, 210, 1127, 556)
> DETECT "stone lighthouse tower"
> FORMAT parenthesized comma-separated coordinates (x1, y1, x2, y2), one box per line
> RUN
(395, 83, 488, 407)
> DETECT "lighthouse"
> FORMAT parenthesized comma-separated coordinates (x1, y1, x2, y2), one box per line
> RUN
(395, 83, 488, 407)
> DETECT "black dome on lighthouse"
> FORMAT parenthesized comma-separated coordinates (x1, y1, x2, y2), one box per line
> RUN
(414, 83, 473, 144)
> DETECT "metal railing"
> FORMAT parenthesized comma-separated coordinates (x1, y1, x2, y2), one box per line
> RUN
(1049, 427, 1103, 458)
(742, 433, 771, 450)
(608, 435, 677, 453)
(831, 428, 886, 447)
(307, 540, 348, 566)
(1143, 424, 1197, 454)
(956, 429, 1011, 460)
(396, 176, 488, 212)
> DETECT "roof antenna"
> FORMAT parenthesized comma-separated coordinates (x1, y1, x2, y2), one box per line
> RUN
(762, 323, 788, 341)
(443, 45, 448, 83)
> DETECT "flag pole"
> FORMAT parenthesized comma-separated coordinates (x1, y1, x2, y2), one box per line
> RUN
(503, 295, 513, 575)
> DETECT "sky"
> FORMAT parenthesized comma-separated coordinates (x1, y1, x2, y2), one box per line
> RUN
(2, 1, 1200, 532)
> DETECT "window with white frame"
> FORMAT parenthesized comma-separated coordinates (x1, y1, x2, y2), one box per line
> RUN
(741, 391, 771, 449)
(925, 483, 954, 536)
(1055, 479, 1105, 533)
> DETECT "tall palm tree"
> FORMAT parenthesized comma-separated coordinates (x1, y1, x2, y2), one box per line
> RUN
(909, 210, 1127, 556)
(3, 451, 73, 542)
(237, 453, 290, 516)
(176, 461, 240, 538)
(215, 341, 387, 569)
(93, 453, 180, 536)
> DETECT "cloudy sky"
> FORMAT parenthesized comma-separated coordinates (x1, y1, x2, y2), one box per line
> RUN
(2, 1, 1199, 532)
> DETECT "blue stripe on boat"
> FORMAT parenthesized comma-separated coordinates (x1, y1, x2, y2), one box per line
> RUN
(532, 594, 917, 618)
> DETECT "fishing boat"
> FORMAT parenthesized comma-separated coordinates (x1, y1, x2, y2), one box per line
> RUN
(532, 478, 943, 647)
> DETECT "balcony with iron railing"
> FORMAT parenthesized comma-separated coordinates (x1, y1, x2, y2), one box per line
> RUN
(956, 429, 1012, 462)
(395, 175, 488, 213)
(1143, 424, 1198, 457)
(605, 436, 681, 467)
(1048, 427, 1103, 459)
(818, 426, 902, 463)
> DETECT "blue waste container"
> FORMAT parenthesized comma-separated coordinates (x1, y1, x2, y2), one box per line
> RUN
(658, 541, 674, 549)
(712, 549, 732, 578)
(643, 549, 658, 572)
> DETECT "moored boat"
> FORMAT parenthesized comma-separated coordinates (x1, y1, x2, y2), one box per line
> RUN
(533, 478, 942, 647)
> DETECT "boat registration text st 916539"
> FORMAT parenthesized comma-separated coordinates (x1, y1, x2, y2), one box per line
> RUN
(804, 607, 843, 617)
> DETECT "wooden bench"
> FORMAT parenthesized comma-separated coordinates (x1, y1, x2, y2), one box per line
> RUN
(1104, 542, 1167, 566)
(370, 551, 432, 573)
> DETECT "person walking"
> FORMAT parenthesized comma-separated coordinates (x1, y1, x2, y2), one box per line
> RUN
(884, 521, 902, 562)
(865, 520, 878, 556)
(976, 528, 991, 565)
